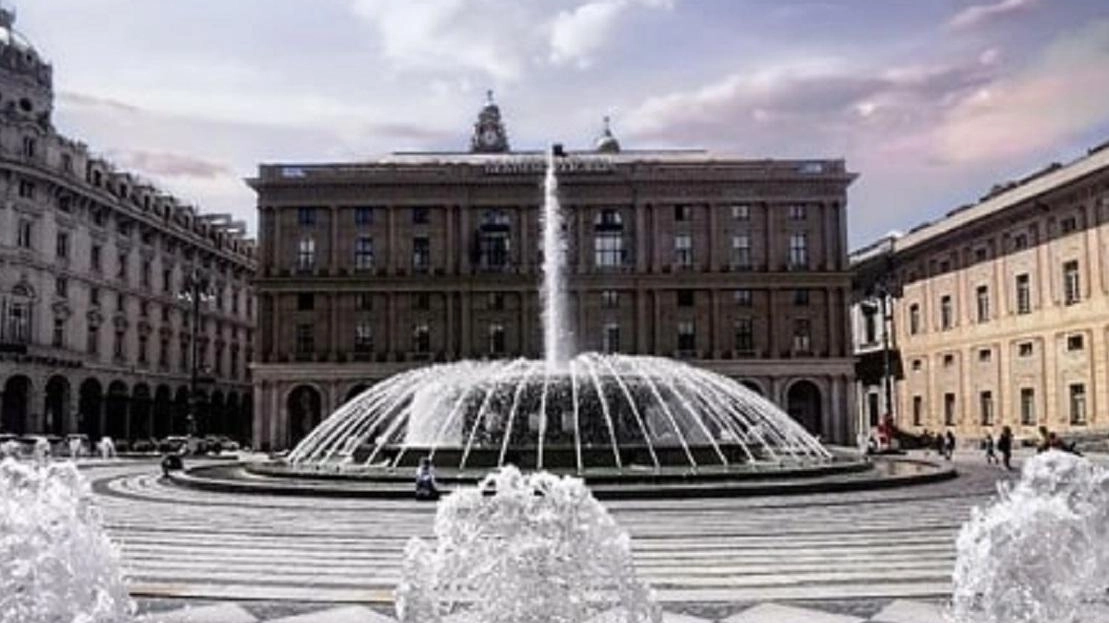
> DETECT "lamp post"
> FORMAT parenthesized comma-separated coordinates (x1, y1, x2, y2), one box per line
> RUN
(178, 268, 213, 440)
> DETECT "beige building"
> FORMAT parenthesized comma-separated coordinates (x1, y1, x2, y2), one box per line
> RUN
(250, 98, 858, 451)
(0, 8, 257, 444)
(854, 141, 1109, 439)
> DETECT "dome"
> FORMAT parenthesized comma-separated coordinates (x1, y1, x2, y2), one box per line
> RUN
(286, 353, 831, 475)
(595, 116, 621, 153)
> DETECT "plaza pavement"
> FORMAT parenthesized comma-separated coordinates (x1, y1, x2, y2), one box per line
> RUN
(81, 449, 1052, 622)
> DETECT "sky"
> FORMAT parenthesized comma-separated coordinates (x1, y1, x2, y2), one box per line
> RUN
(14, 0, 1109, 247)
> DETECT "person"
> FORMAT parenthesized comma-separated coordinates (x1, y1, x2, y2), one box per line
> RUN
(415, 456, 440, 501)
(161, 450, 184, 477)
(1048, 432, 1064, 451)
(997, 426, 1013, 471)
(933, 431, 946, 458)
(1037, 426, 1051, 453)
(983, 432, 997, 465)
(921, 429, 933, 455)
(944, 430, 956, 461)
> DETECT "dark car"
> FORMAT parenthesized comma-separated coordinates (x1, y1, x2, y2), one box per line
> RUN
(158, 436, 189, 454)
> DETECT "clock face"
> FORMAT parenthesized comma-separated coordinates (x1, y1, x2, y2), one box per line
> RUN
(481, 128, 499, 146)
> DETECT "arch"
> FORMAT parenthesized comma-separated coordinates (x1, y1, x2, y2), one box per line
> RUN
(786, 379, 823, 437)
(343, 383, 372, 405)
(739, 379, 765, 397)
(210, 390, 225, 436)
(173, 387, 190, 435)
(78, 378, 104, 440)
(105, 380, 129, 441)
(225, 392, 240, 440)
(153, 385, 172, 439)
(286, 384, 322, 448)
(1, 375, 32, 435)
(131, 384, 152, 441)
(44, 375, 71, 435)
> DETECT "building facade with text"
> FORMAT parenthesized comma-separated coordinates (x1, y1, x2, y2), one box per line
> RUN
(250, 99, 857, 451)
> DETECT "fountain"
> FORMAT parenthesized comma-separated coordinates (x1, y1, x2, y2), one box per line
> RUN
(282, 147, 835, 480)
(396, 466, 661, 623)
(951, 451, 1109, 623)
(0, 457, 133, 623)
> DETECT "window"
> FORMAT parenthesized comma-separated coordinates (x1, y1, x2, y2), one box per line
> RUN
(229, 346, 239, 378)
(355, 207, 373, 226)
(162, 269, 173, 292)
(864, 309, 877, 344)
(911, 359, 922, 371)
(731, 234, 751, 269)
(16, 219, 32, 249)
(735, 318, 754, 353)
(912, 396, 923, 427)
(1013, 233, 1028, 250)
(944, 393, 956, 426)
(789, 233, 808, 268)
(356, 293, 373, 311)
(52, 317, 65, 348)
(297, 237, 315, 270)
(601, 290, 619, 309)
(295, 324, 314, 354)
(412, 207, 430, 225)
(116, 293, 125, 312)
(1070, 384, 1087, 425)
(1020, 388, 1036, 426)
(355, 236, 374, 269)
(909, 304, 920, 335)
(594, 231, 624, 268)
(413, 324, 430, 353)
(1060, 216, 1077, 234)
(141, 262, 151, 287)
(976, 285, 989, 322)
(158, 338, 169, 367)
(412, 236, 430, 272)
(978, 348, 991, 363)
(140, 301, 149, 318)
(603, 323, 620, 354)
(974, 248, 988, 262)
(789, 205, 807, 220)
(86, 325, 99, 355)
(1018, 342, 1034, 357)
(793, 289, 810, 306)
(940, 295, 953, 330)
(56, 232, 69, 259)
(677, 321, 695, 354)
(734, 289, 752, 306)
(1064, 260, 1080, 305)
(18, 179, 34, 199)
(117, 252, 128, 280)
(1016, 274, 1031, 314)
(979, 391, 994, 426)
(674, 234, 692, 268)
(674, 204, 692, 222)
(138, 335, 148, 365)
(91, 245, 102, 272)
(61, 153, 73, 174)
(792, 318, 811, 353)
(179, 337, 189, 372)
(943, 353, 954, 367)
(413, 293, 430, 311)
(677, 290, 694, 307)
(297, 293, 314, 311)
(488, 292, 505, 311)
(19, 135, 34, 158)
(55, 276, 68, 298)
(89, 287, 100, 307)
(297, 207, 316, 226)
(161, 305, 170, 322)
(114, 330, 125, 360)
(354, 323, 373, 352)
(488, 323, 505, 355)
(1067, 334, 1084, 351)
(731, 204, 750, 220)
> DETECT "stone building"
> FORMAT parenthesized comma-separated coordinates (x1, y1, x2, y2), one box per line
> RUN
(0, 8, 256, 444)
(849, 234, 900, 441)
(250, 96, 857, 451)
(853, 141, 1109, 440)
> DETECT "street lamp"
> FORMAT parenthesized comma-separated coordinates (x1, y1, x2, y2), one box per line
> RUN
(177, 268, 214, 440)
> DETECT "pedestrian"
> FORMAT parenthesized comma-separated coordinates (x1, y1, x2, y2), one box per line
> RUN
(1037, 426, 1051, 453)
(933, 431, 946, 458)
(922, 429, 933, 456)
(983, 431, 997, 465)
(415, 456, 440, 501)
(944, 430, 956, 461)
(997, 426, 1013, 471)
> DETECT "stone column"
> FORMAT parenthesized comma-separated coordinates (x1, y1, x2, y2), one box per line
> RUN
(764, 204, 776, 271)
(460, 291, 472, 356)
(765, 289, 776, 358)
(252, 381, 266, 452)
(445, 292, 456, 358)
(519, 290, 530, 356)
(519, 205, 529, 275)
(387, 293, 397, 360)
(652, 291, 662, 355)
(387, 206, 398, 275)
(328, 205, 339, 270)
(709, 289, 719, 358)
(636, 288, 648, 354)
(460, 205, 472, 275)
(329, 293, 340, 358)
(707, 204, 718, 271)
(445, 205, 455, 275)
(577, 207, 588, 274)
(271, 207, 283, 271)
(635, 203, 648, 272)
(823, 203, 836, 271)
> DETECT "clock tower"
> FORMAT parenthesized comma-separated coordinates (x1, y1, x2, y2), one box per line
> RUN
(470, 90, 509, 153)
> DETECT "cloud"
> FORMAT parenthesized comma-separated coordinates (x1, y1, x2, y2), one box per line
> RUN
(549, 0, 673, 68)
(108, 150, 233, 179)
(947, 0, 1039, 30)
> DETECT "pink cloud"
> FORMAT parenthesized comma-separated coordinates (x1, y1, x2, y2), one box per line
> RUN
(947, 0, 1040, 31)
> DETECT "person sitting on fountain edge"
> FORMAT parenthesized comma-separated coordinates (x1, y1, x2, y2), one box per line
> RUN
(415, 456, 440, 501)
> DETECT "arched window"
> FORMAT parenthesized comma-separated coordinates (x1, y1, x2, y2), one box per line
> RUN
(594, 209, 625, 268)
(478, 210, 511, 271)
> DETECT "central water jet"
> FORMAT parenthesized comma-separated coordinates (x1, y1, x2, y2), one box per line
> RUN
(541, 146, 570, 368)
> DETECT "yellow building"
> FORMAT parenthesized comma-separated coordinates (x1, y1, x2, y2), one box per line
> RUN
(855, 141, 1109, 440)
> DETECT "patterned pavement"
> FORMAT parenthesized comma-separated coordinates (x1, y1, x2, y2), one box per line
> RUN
(80, 451, 1031, 622)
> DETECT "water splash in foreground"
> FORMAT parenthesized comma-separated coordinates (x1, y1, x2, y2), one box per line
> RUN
(952, 451, 1109, 623)
(396, 466, 661, 623)
(0, 458, 132, 623)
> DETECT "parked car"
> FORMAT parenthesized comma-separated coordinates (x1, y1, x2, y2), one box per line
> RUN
(131, 438, 157, 453)
(210, 436, 240, 453)
(158, 436, 189, 454)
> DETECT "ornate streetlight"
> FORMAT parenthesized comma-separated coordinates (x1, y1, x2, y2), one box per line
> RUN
(177, 268, 214, 439)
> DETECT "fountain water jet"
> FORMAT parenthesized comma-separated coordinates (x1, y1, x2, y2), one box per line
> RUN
(542, 147, 571, 368)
